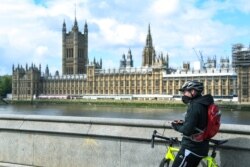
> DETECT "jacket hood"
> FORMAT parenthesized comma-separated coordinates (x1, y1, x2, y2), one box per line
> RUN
(192, 94, 214, 106)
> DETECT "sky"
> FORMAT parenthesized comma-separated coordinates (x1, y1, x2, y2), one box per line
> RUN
(0, 0, 250, 76)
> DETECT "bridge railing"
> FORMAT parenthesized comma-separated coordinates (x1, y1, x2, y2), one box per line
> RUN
(0, 115, 249, 167)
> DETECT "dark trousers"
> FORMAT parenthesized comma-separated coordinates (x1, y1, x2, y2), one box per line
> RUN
(172, 147, 203, 167)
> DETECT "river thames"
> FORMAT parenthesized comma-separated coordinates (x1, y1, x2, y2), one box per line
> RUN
(0, 104, 249, 125)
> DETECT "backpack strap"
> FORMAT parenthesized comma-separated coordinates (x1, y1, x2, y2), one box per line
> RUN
(195, 127, 204, 133)
(182, 127, 206, 142)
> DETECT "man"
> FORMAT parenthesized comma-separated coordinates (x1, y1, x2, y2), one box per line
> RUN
(171, 80, 214, 167)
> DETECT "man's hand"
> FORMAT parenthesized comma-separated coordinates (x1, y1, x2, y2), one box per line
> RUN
(171, 122, 179, 131)
(172, 120, 184, 125)
(171, 120, 184, 131)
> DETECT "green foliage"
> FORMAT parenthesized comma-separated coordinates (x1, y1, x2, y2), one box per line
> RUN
(0, 75, 12, 98)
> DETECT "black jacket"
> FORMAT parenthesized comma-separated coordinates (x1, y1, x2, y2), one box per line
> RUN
(174, 94, 214, 156)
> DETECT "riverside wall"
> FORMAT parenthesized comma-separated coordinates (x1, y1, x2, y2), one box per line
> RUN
(9, 99, 250, 111)
(0, 115, 249, 167)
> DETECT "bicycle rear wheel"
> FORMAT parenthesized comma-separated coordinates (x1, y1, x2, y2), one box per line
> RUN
(159, 158, 170, 167)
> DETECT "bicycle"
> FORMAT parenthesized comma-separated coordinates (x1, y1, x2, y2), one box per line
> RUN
(151, 130, 228, 167)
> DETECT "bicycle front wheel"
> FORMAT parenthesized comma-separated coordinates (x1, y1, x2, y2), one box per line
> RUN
(159, 158, 170, 167)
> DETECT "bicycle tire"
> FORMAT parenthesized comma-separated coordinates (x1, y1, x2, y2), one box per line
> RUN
(159, 158, 170, 167)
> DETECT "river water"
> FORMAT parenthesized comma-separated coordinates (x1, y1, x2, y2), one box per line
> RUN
(0, 104, 250, 125)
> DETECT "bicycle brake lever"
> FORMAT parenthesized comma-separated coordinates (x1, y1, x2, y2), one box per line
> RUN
(151, 137, 154, 148)
(171, 137, 179, 143)
(151, 130, 157, 148)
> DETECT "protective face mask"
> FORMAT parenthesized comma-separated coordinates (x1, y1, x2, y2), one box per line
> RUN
(182, 95, 192, 104)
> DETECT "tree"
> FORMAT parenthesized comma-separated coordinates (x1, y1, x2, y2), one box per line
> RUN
(0, 75, 12, 98)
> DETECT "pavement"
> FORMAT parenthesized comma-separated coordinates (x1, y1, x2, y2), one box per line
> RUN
(0, 163, 35, 167)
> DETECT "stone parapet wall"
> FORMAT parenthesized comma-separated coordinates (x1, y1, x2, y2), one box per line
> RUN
(0, 115, 249, 167)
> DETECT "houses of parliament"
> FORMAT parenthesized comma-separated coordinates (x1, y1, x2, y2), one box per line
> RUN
(12, 18, 250, 103)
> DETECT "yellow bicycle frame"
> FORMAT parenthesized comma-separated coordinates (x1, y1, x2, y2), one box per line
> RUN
(165, 146, 179, 161)
(165, 146, 218, 167)
(203, 156, 218, 167)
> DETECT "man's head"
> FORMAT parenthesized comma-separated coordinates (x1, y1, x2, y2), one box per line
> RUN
(179, 81, 204, 103)
(179, 80, 204, 93)
(183, 89, 197, 98)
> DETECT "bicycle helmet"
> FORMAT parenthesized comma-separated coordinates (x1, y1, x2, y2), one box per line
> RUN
(179, 80, 204, 93)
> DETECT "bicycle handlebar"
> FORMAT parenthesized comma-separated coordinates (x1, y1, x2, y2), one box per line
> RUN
(151, 130, 156, 148)
(151, 130, 179, 148)
(151, 130, 228, 149)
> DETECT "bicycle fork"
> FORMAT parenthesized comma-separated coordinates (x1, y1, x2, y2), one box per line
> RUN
(203, 147, 219, 167)
(203, 156, 219, 167)
(165, 146, 180, 161)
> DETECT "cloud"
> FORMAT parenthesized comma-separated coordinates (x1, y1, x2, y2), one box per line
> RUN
(91, 18, 139, 45)
(230, 0, 250, 13)
(0, 0, 63, 75)
(150, 0, 179, 16)
(0, 0, 250, 75)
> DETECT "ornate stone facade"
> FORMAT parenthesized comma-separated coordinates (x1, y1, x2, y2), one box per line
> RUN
(232, 44, 250, 103)
(12, 64, 41, 100)
(12, 18, 242, 102)
(62, 18, 88, 75)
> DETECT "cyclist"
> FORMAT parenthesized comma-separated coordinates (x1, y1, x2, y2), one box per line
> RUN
(171, 80, 214, 167)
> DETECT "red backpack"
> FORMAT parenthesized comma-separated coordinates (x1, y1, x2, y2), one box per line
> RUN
(192, 104, 221, 142)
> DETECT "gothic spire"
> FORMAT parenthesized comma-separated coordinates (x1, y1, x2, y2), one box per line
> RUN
(62, 20, 66, 32)
(146, 24, 153, 47)
(45, 65, 49, 77)
(127, 48, 132, 59)
(84, 20, 88, 34)
(73, 17, 78, 31)
(72, 3, 78, 32)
